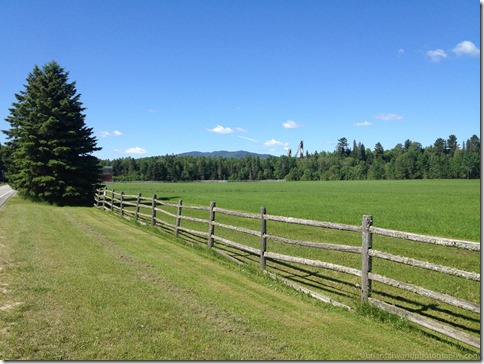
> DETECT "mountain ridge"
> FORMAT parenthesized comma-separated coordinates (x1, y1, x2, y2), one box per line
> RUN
(177, 150, 274, 159)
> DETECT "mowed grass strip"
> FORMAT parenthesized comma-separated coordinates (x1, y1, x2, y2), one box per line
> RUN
(0, 197, 479, 360)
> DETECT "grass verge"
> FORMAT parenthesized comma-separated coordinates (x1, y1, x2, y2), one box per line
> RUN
(0, 196, 480, 360)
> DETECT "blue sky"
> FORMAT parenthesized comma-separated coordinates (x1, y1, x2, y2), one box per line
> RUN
(0, 0, 480, 159)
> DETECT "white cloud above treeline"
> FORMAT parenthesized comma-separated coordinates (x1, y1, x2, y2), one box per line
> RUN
(124, 147, 147, 154)
(354, 121, 372, 127)
(207, 125, 249, 135)
(99, 130, 123, 138)
(426, 49, 448, 63)
(207, 125, 234, 134)
(426, 40, 479, 62)
(452, 41, 480, 57)
(264, 139, 289, 149)
(282, 120, 302, 129)
(375, 113, 403, 121)
(238, 136, 258, 143)
(353, 114, 403, 127)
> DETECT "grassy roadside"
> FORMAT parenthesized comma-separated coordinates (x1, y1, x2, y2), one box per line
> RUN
(0, 196, 479, 360)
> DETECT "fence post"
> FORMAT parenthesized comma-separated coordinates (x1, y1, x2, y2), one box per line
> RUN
(111, 189, 115, 212)
(102, 189, 106, 210)
(120, 192, 124, 216)
(208, 201, 216, 248)
(175, 199, 183, 237)
(361, 215, 373, 303)
(151, 194, 157, 226)
(260, 207, 267, 270)
(135, 193, 141, 220)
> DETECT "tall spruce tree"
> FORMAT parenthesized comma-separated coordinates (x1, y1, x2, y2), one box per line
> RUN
(2, 61, 101, 205)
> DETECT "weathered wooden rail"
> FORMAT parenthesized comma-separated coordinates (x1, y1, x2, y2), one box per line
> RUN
(94, 189, 480, 348)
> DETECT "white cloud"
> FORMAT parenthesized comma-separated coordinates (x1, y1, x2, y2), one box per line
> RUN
(207, 125, 234, 134)
(426, 49, 448, 63)
(124, 147, 147, 155)
(424, 41, 479, 63)
(238, 136, 258, 143)
(99, 130, 123, 138)
(264, 139, 289, 147)
(235, 127, 248, 133)
(398, 48, 405, 56)
(452, 40, 480, 57)
(375, 113, 404, 121)
(147, 108, 158, 113)
(282, 120, 301, 129)
(354, 121, 372, 127)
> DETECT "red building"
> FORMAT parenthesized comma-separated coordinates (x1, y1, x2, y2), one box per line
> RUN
(100, 166, 113, 183)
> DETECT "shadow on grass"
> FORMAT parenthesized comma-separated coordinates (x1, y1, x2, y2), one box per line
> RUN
(372, 290, 480, 333)
(114, 210, 481, 343)
(267, 259, 358, 299)
(157, 196, 181, 201)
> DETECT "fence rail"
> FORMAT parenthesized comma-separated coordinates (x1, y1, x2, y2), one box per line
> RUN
(369, 226, 480, 251)
(94, 189, 480, 349)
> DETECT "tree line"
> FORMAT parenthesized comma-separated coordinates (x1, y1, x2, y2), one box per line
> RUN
(102, 134, 480, 182)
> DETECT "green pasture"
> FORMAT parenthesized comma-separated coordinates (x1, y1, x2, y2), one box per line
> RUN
(109, 179, 479, 241)
(1, 197, 479, 359)
(104, 179, 480, 341)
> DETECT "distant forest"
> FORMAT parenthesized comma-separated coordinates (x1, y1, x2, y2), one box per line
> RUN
(101, 134, 480, 182)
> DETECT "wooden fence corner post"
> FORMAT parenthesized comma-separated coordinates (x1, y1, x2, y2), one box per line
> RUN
(151, 194, 157, 226)
(135, 193, 141, 220)
(175, 199, 183, 237)
(102, 189, 106, 210)
(208, 201, 216, 248)
(260, 207, 267, 270)
(361, 215, 373, 303)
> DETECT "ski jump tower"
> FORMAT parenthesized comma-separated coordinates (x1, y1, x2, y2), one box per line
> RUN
(287, 140, 304, 158)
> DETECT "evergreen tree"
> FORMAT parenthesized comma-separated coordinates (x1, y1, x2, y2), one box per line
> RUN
(374, 142, 385, 160)
(336, 137, 349, 157)
(447, 134, 458, 156)
(2, 61, 101, 205)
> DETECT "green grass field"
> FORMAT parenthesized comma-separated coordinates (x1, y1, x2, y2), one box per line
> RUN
(0, 196, 480, 359)
(103, 179, 480, 343)
(109, 179, 479, 241)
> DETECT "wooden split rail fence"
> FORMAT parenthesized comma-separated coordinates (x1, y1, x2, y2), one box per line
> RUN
(94, 189, 480, 349)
